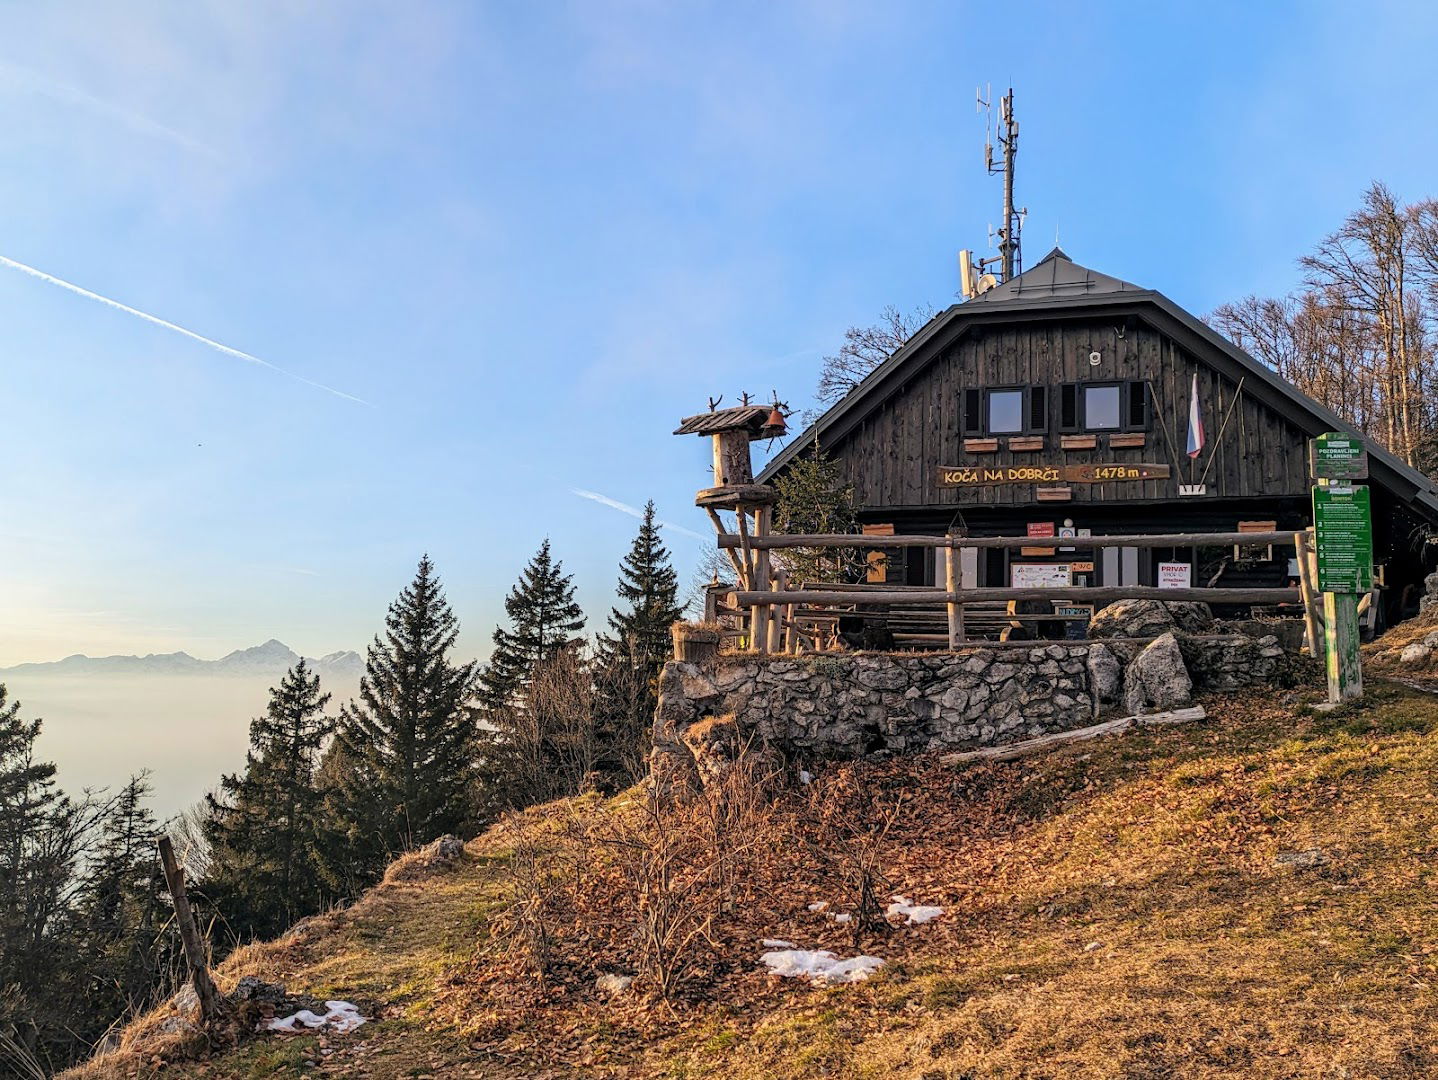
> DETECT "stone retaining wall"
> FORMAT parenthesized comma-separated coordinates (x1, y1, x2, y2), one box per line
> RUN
(651, 630, 1297, 792)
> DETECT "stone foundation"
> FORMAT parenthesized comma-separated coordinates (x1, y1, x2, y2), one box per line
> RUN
(651, 632, 1298, 791)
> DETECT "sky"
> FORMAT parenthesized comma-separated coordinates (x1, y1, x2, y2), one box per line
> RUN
(3, 0, 1438, 667)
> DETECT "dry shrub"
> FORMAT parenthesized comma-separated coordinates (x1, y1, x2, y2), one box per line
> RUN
(490, 831, 574, 980)
(792, 765, 901, 947)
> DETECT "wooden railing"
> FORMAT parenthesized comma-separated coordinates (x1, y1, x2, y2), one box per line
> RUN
(705, 529, 1315, 654)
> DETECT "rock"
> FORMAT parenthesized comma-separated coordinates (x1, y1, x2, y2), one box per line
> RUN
(1122, 632, 1193, 713)
(170, 981, 200, 1017)
(596, 973, 634, 996)
(1087, 643, 1122, 709)
(1400, 643, 1433, 664)
(681, 713, 746, 784)
(231, 976, 290, 1007)
(1089, 599, 1177, 640)
(1424, 630, 1438, 649)
(1274, 848, 1328, 870)
(1164, 601, 1215, 633)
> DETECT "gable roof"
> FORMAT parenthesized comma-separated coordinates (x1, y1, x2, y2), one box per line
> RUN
(758, 250, 1438, 519)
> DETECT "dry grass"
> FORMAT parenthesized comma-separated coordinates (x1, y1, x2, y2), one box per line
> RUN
(67, 681, 1438, 1079)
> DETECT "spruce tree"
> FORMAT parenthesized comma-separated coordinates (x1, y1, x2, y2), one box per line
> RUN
(328, 556, 476, 881)
(204, 661, 334, 939)
(595, 502, 683, 780)
(476, 539, 585, 718)
(76, 774, 173, 1030)
(772, 438, 864, 583)
(0, 684, 89, 1067)
(474, 540, 587, 815)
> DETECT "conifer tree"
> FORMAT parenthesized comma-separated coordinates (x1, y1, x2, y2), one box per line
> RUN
(0, 684, 91, 1068)
(76, 774, 173, 1029)
(474, 540, 587, 815)
(328, 557, 477, 881)
(203, 661, 334, 939)
(772, 438, 864, 583)
(476, 539, 585, 718)
(595, 502, 683, 780)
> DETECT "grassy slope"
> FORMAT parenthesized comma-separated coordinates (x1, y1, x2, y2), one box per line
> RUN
(73, 680, 1438, 1080)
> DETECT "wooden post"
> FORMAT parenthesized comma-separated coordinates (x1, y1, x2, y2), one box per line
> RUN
(157, 834, 221, 1023)
(1323, 591, 1363, 702)
(772, 568, 790, 653)
(1294, 530, 1321, 656)
(672, 622, 721, 665)
(751, 507, 772, 654)
(944, 542, 962, 649)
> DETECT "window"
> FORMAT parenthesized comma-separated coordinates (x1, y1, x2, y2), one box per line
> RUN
(1058, 380, 1150, 433)
(964, 386, 1047, 436)
(988, 389, 1024, 433)
(1083, 384, 1122, 429)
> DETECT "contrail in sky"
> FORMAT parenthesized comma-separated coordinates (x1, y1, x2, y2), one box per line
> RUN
(0, 254, 370, 406)
(571, 489, 707, 541)
(0, 62, 220, 159)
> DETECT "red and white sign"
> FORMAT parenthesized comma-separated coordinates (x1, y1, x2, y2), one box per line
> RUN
(1026, 522, 1056, 538)
(1157, 562, 1192, 589)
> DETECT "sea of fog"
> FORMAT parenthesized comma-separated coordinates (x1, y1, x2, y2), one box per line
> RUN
(10, 673, 363, 822)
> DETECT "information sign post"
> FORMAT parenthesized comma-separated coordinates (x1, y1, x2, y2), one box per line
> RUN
(1311, 469, 1373, 704)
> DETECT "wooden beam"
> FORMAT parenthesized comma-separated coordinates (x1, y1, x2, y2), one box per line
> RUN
(940, 705, 1207, 765)
(732, 586, 1300, 607)
(157, 834, 222, 1024)
(1294, 530, 1322, 656)
(716, 530, 1298, 551)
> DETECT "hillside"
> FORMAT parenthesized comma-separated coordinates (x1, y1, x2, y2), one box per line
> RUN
(71, 680, 1438, 1079)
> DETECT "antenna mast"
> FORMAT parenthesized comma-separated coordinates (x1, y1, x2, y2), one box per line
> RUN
(959, 85, 1026, 298)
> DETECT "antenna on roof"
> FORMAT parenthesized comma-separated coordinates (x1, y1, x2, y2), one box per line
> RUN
(961, 86, 1024, 296)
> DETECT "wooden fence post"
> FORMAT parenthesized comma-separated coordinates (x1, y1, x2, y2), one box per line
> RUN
(944, 541, 963, 649)
(157, 834, 221, 1024)
(751, 506, 772, 654)
(1294, 530, 1321, 656)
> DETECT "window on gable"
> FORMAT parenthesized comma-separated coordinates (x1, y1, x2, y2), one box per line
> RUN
(988, 389, 1025, 434)
(1083, 384, 1122, 430)
(1058, 380, 1151, 433)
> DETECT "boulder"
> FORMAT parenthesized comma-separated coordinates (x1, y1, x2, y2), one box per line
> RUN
(1089, 599, 1177, 640)
(1400, 642, 1433, 664)
(1090, 599, 1215, 640)
(1086, 643, 1123, 710)
(1164, 601, 1216, 634)
(1122, 632, 1193, 713)
(680, 713, 747, 784)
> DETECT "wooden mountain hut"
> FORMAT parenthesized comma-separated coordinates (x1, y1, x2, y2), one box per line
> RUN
(758, 248, 1438, 631)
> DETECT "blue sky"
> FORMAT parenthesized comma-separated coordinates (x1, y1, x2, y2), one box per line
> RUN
(3, 0, 1437, 665)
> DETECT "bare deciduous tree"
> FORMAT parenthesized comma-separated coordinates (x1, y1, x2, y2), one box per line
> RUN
(815, 305, 935, 409)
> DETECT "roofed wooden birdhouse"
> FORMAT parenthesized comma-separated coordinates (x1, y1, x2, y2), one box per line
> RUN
(674, 402, 786, 509)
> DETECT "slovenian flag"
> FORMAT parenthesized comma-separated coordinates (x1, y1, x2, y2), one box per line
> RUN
(1186, 372, 1205, 459)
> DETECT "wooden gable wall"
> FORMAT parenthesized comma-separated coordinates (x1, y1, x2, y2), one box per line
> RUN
(826, 314, 1313, 510)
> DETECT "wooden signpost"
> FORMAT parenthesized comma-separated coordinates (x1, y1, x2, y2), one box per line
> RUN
(936, 463, 1171, 487)
(1310, 433, 1373, 704)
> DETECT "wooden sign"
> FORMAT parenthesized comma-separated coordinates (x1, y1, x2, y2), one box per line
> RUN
(936, 463, 1171, 487)
(1310, 433, 1369, 480)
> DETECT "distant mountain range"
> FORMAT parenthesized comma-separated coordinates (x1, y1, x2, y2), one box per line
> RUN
(0, 639, 364, 679)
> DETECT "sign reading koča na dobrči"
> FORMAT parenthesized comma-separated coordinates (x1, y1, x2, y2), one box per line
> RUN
(936, 463, 1172, 488)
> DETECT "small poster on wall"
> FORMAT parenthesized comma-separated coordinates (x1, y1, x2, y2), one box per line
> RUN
(1012, 563, 1073, 589)
(1158, 562, 1192, 589)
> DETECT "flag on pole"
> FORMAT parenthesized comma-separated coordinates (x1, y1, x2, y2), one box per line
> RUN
(1186, 372, 1205, 459)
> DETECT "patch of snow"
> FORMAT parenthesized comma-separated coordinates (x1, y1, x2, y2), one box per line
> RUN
(762, 938, 797, 949)
(264, 1001, 366, 1035)
(807, 901, 829, 912)
(760, 949, 885, 985)
(799, 769, 814, 785)
(832, 913, 852, 924)
(886, 896, 944, 925)
(1083, 941, 1103, 953)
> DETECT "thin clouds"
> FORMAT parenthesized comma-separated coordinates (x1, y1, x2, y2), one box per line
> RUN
(0, 61, 220, 159)
(570, 489, 707, 541)
(0, 254, 370, 406)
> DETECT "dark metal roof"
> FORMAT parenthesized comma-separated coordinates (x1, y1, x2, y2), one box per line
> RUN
(757, 251, 1438, 520)
(674, 404, 775, 436)
(968, 246, 1142, 304)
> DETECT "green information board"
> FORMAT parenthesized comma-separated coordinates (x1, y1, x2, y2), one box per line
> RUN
(1310, 432, 1369, 480)
(1312, 484, 1373, 593)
